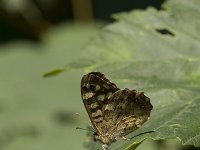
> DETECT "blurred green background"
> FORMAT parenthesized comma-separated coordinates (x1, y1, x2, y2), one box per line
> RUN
(0, 23, 99, 150)
(0, 0, 198, 150)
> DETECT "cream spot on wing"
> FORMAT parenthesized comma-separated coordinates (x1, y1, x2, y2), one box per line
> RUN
(104, 104, 114, 111)
(95, 84, 101, 91)
(90, 102, 99, 109)
(91, 110, 102, 117)
(82, 92, 94, 100)
(106, 92, 113, 99)
(86, 83, 90, 88)
(97, 94, 105, 101)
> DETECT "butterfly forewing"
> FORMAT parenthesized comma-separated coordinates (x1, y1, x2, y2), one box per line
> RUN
(81, 72, 119, 135)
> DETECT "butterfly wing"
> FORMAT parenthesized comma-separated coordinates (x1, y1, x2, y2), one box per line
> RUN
(102, 89, 153, 139)
(81, 72, 119, 135)
(81, 72, 153, 145)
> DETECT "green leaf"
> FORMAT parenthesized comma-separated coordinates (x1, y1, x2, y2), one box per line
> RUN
(66, 0, 200, 149)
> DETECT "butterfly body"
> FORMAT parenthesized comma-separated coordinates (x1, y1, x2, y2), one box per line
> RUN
(81, 72, 153, 146)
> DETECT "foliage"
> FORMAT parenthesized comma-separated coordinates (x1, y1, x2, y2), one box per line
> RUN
(57, 0, 200, 149)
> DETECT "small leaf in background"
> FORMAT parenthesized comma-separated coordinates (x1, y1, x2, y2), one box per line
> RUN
(43, 68, 67, 78)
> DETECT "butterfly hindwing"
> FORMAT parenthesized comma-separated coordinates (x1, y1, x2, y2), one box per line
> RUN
(102, 89, 152, 139)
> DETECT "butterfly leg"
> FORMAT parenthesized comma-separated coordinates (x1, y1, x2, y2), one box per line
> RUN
(102, 144, 109, 150)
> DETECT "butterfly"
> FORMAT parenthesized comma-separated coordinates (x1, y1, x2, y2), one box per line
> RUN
(81, 72, 153, 149)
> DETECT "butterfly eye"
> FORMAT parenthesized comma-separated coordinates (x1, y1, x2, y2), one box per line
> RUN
(89, 84, 96, 91)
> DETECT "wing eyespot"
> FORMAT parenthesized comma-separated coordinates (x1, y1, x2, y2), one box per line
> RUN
(89, 84, 96, 91)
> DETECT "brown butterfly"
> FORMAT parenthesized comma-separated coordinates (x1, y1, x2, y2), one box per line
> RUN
(81, 72, 153, 149)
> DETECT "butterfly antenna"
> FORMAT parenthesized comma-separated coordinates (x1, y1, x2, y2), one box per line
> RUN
(76, 127, 95, 133)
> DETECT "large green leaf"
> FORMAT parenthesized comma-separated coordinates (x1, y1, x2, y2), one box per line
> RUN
(64, 0, 200, 149)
